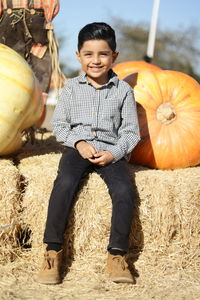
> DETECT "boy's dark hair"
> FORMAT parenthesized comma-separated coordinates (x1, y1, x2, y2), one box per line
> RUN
(78, 22, 116, 52)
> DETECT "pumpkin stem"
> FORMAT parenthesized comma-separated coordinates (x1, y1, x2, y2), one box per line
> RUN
(156, 103, 176, 125)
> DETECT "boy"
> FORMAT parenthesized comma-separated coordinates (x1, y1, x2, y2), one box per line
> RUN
(36, 22, 140, 285)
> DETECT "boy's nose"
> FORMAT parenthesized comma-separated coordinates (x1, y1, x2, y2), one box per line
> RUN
(92, 55, 101, 64)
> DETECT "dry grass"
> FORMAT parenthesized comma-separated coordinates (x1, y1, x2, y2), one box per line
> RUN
(0, 131, 200, 300)
(0, 159, 21, 264)
(18, 153, 61, 249)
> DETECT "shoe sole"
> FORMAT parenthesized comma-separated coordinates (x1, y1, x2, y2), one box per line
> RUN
(34, 277, 62, 285)
(111, 276, 134, 284)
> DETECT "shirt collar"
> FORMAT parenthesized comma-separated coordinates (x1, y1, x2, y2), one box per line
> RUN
(78, 69, 119, 87)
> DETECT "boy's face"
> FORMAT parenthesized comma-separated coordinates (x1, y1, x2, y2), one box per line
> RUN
(76, 40, 118, 86)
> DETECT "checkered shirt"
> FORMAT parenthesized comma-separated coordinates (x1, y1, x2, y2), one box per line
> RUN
(52, 71, 140, 162)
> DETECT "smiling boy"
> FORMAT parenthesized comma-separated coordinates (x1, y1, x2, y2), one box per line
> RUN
(36, 22, 140, 285)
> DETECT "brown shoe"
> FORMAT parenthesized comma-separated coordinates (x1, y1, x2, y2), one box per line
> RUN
(107, 253, 134, 283)
(36, 250, 63, 285)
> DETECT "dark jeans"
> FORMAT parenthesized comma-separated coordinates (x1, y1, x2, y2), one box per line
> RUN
(44, 147, 136, 252)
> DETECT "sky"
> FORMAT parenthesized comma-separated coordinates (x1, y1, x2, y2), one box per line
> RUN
(53, 0, 200, 70)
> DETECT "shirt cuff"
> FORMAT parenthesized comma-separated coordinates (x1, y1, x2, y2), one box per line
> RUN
(66, 133, 86, 149)
(106, 145, 125, 163)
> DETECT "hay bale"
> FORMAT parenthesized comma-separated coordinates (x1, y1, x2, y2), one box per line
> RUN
(12, 132, 200, 298)
(0, 159, 21, 263)
(18, 143, 200, 275)
(131, 166, 200, 272)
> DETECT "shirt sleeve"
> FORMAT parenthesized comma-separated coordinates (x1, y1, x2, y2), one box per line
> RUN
(51, 81, 86, 148)
(106, 88, 141, 162)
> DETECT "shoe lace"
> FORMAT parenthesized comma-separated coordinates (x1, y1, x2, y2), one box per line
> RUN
(112, 255, 128, 270)
(43, 253, 55, 269)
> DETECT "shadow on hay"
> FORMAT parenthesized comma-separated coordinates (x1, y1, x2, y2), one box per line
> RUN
(19, 131, 64, 158)
(61, 172, 144, 282)
(2, 129, 64, 161)
(14, 174, 33, 250)
(127, 183, 144, 280)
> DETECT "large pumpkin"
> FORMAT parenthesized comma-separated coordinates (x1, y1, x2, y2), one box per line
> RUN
(113, 60, 161, 80)
(0, 44, 44, 155)
(124, 70, 200, 169)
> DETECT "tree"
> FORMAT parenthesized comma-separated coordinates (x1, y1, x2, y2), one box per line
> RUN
(112, 19, 200, 82)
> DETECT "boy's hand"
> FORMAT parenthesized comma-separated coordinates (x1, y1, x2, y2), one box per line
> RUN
(89, 151, 114, 166)
(76, 141, 97, 159)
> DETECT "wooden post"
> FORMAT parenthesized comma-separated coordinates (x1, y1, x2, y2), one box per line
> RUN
(144, 0, 160, 63)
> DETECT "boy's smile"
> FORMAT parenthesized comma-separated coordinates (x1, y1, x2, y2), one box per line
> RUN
(76, 40, 118, 87)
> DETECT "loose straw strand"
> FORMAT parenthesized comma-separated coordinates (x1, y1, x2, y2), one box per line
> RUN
(47, 29, 65, 94)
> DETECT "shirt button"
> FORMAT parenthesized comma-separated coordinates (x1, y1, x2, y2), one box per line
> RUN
(93, 112, 96, 116)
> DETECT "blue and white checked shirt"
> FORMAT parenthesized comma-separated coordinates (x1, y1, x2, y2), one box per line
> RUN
(52, 70, 140, 162)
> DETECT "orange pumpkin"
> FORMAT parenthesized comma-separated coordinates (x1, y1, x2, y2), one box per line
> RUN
(113, 60, 161, 80)
(124, 70, 200, 169)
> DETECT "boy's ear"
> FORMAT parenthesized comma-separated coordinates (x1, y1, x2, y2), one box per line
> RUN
(76, 51, 81, 62)
(112, 51, 119, 63)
